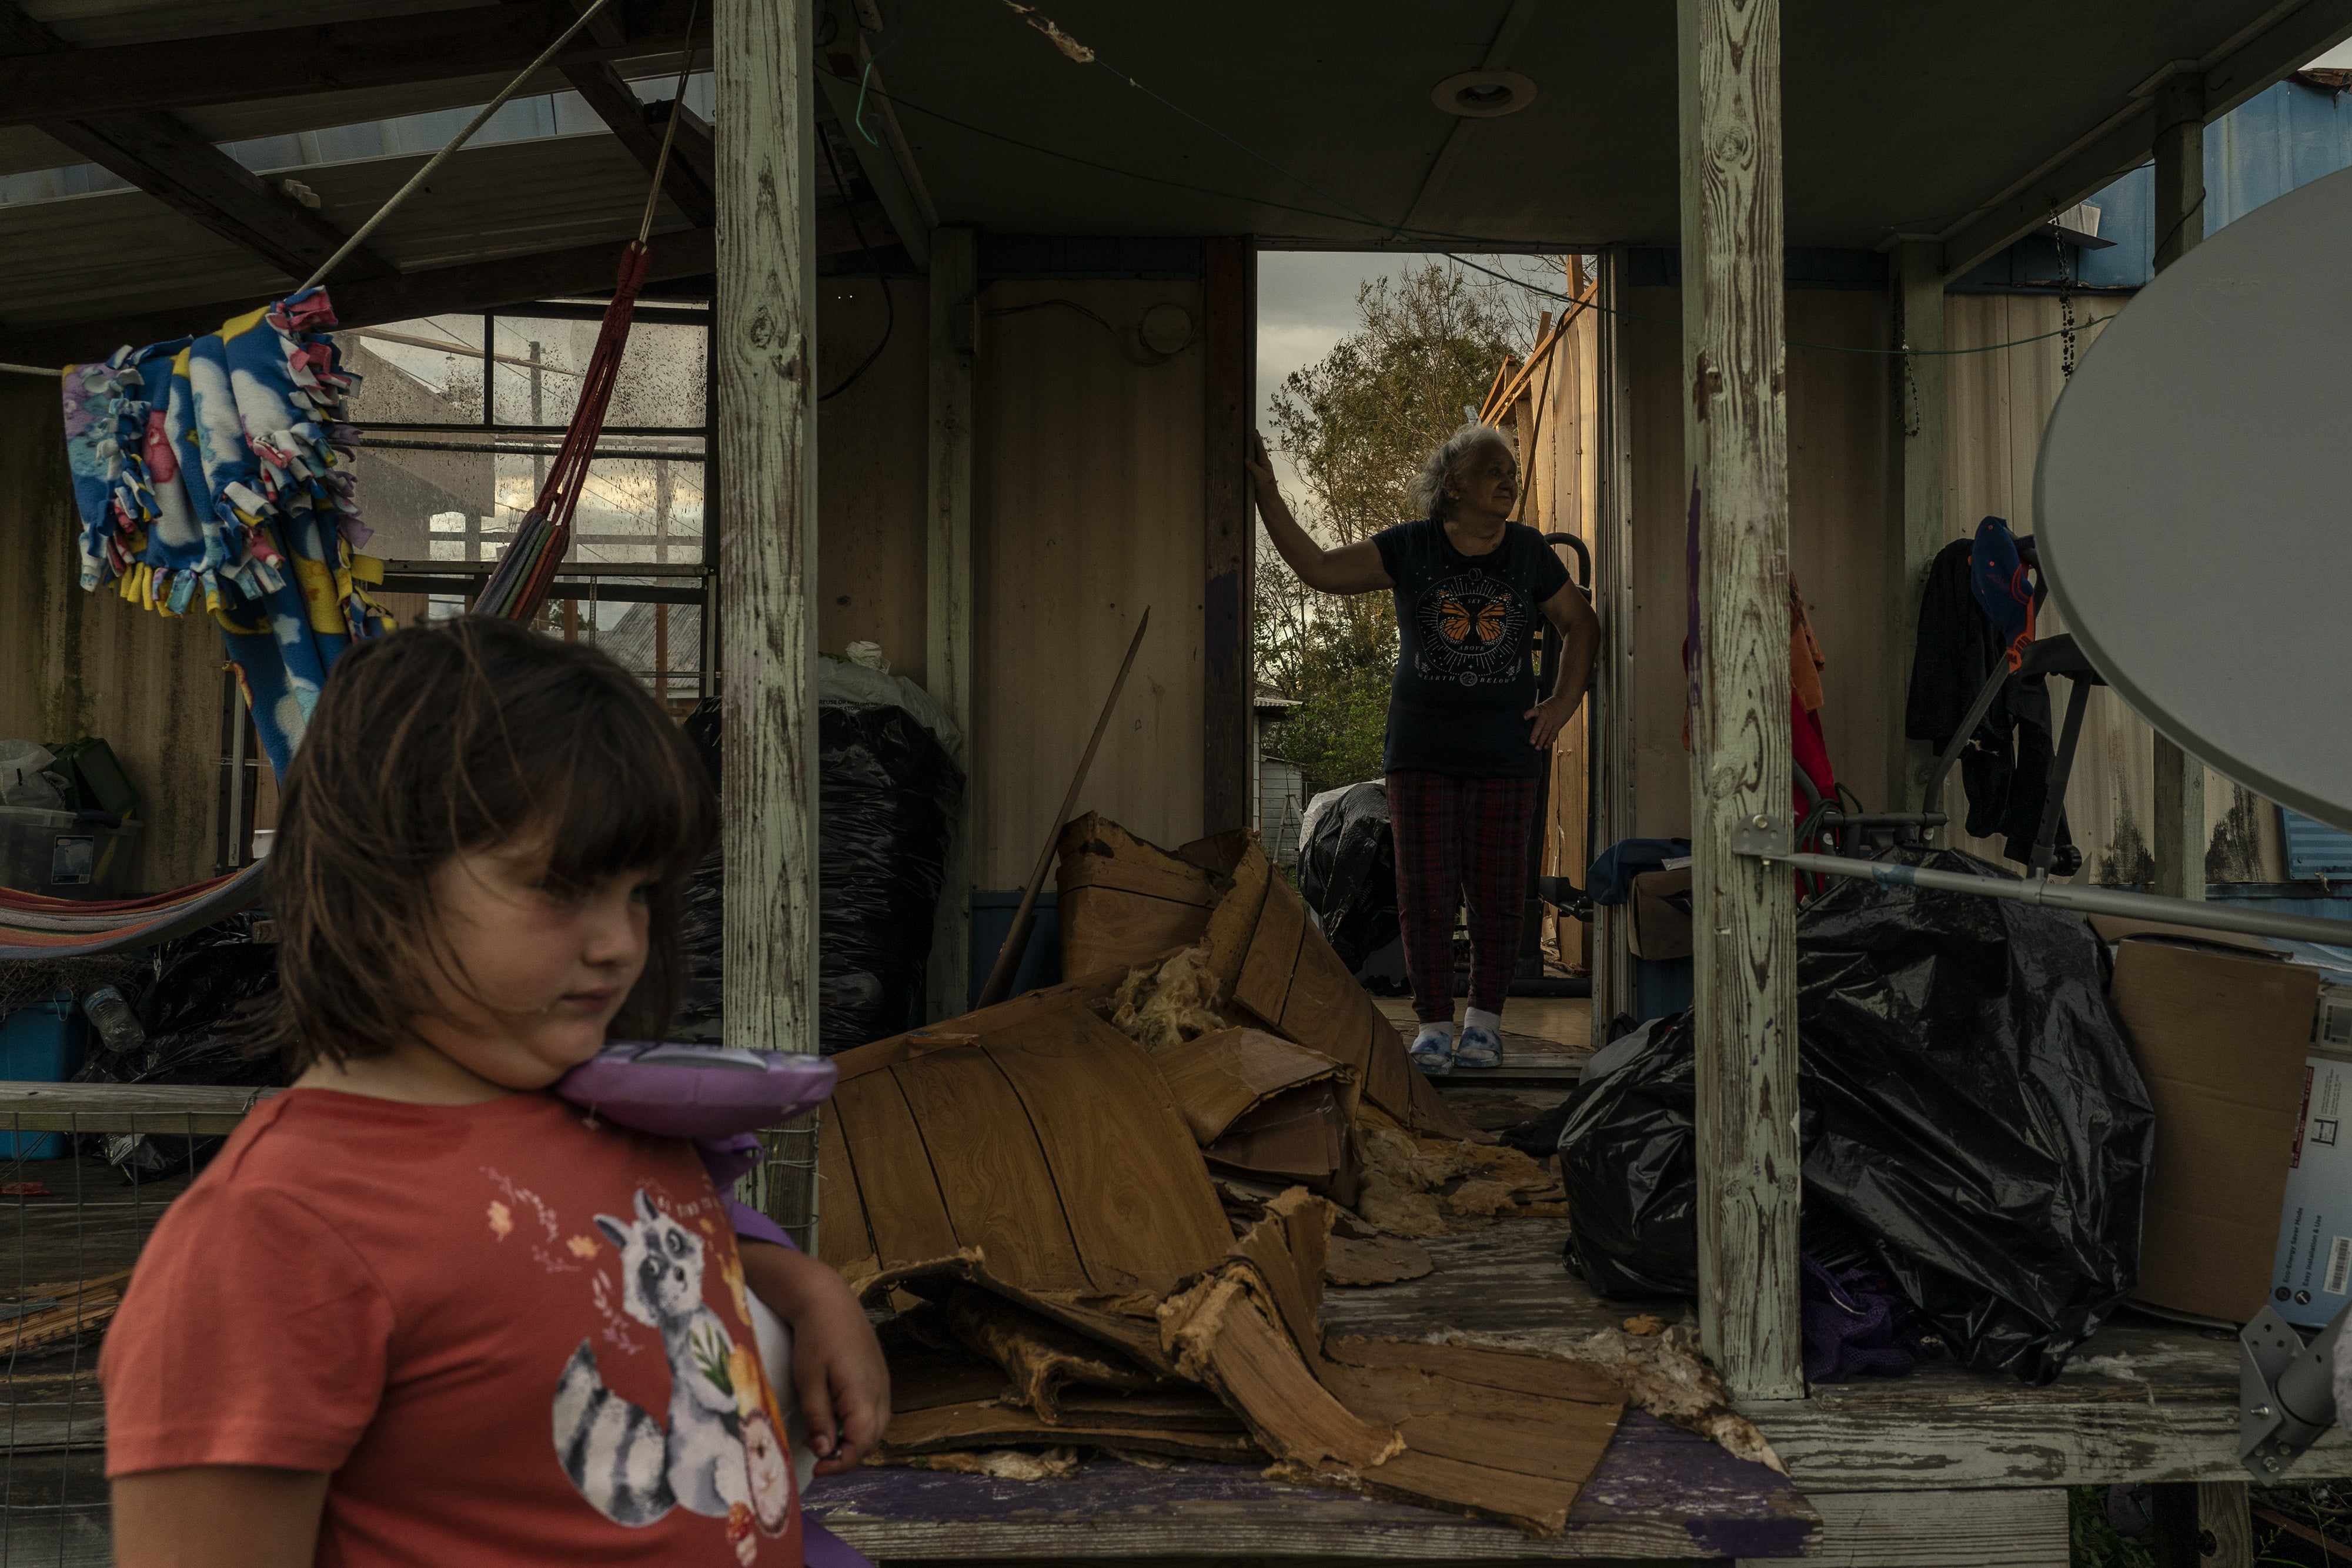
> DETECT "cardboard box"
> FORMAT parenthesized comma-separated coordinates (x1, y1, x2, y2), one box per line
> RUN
(2106, 937, 2327, 1323)
(1627, 865, 1693, 961)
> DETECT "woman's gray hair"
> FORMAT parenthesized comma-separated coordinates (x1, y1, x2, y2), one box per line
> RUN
(1408, 421, 1515, 521)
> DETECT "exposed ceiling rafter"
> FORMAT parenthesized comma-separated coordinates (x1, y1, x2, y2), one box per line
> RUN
(0, 1, 395, 283)
(0, 0, 705, 130)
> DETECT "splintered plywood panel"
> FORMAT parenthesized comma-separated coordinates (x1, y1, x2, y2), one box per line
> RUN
(889, 1047, 1091, 1292)
(830, 1071, 961, 1265)
(1279, 930, 1378, 1079)
(1233, 867, 1307, 1024)
(982, 1007, 1233, 1295)
(1055, 814, 1221, 979)
(823, 996, 1231, 1296)
(973, 280, 1207, 888)
(816, 1108, 875, 1273)
(1151, 1027, 1342, 1145)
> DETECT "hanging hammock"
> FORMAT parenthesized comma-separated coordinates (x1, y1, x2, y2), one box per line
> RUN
(1, 0, 690, 962)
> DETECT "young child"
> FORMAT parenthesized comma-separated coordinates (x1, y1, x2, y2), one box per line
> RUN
(101, 617, 889, 1568)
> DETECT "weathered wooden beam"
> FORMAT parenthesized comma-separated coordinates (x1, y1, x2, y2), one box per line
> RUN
(42, 113, 396, 283)
(2153, 1478, 2253, 1568)
(0, 228, 714, 368)
(716, 0, 820, 1244)
(1591, 245, 1638, 1032)
(926, 224, 977, 1018)
(560, 59, 716, 229)
(0, 0, 703, 129)
(1202, 235, 1255, 836)
(0, 1081, 275, 1135)
(1893, 240, 1946, 813)
(1678, 0, 1802, 1400)
(2150, 70, 2207, 904)
(0, 2, 392, 285)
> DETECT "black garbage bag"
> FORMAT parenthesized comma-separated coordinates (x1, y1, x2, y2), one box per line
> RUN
(671, 847, 724, 1044)
(1554, 1012, 1701, 1298)
(1796, 847, 2153, 1385)
(817, 703, 963, 1051)
(1554, 848, 2154, 1383)
(1297, 781, 1398, 975)
(75, 911, 282, 1176)
(671, 700, 965, 1054)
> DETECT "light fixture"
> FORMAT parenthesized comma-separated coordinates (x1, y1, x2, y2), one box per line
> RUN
(1431, 70, 1538, 118)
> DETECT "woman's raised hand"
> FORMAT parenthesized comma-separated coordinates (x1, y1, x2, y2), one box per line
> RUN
(1245, 430, 1277, 490)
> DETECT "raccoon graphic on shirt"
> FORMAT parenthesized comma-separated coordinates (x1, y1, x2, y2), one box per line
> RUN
(548, 1187, 797, 1559)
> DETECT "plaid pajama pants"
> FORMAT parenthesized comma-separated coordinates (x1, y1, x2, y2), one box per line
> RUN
(1385, 770, 1539, 1024)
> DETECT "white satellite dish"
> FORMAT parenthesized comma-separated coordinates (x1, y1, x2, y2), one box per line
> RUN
(2036, 161, 2352, 833)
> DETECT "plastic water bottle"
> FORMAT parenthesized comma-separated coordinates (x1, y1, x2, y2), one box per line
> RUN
(82, 985, 145, 1059)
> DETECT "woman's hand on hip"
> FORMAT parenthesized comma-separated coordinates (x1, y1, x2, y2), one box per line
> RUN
(1525, 691, 1583, 750)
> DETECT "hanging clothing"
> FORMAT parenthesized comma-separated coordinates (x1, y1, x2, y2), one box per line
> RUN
(1903, 525, 2072, 865)
(63, 288, 390, 778)
(1681, 575, 1838, 830)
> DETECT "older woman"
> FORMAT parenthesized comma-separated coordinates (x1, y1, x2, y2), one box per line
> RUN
(1245, 422, 1599, 1072)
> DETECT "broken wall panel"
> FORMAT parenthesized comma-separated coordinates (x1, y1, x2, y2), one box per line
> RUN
(825, 994, 1232, 1298)
(890, 1047, 1093, 1293)
(1055, 813, 1222, 979)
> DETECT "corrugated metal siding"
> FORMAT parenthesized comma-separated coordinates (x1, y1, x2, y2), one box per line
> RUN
(1941, 292, 2286, 884)
(2284, 810, 2352, 880)
(0, 378, 221, 894)
(972, 279, 1206, 888)
(1975, 79, 2352, 291)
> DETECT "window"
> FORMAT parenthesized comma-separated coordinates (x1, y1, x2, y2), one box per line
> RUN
(335, 301, 712, 711)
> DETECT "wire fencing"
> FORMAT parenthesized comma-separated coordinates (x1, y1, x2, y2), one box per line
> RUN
(2, 1086, 267, 1566)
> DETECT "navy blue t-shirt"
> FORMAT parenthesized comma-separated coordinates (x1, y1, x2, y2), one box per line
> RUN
(1372, 519, 1572, 779)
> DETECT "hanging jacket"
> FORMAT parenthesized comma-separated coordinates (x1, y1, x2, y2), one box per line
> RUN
(1904, 529, 2071, 865)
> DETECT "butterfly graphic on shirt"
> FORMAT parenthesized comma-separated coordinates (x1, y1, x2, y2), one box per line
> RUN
(1413, 572, 1531, 687)
(1438, 594, 1509, 648)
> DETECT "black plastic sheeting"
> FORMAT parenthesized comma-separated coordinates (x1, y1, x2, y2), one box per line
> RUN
(1556, 849, 2155, 1384)
(676, 698, 964, 1054)
(1297, 781, 1399, 975)
(1552, 1012, 1700, 1300)
(74, 910, 282, 1175)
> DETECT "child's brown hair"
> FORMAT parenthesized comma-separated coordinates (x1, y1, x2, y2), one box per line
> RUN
(248, 615, 719, 1073)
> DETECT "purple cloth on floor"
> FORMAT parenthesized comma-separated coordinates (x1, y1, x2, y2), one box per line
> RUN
(695, 1132, 798, 1251)
(803, 1518, 874, 1568)
(1800, 1255, 1927, 1383)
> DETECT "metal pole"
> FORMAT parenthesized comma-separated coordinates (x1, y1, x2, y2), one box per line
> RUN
(1735, 844, 2352, 947)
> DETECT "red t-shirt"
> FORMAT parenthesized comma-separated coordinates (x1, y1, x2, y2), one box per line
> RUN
(101, 1089, 803, 1568)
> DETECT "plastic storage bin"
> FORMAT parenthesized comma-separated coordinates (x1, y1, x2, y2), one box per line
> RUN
(0, 805, 141, 901)
(0, 990, 88, 1159)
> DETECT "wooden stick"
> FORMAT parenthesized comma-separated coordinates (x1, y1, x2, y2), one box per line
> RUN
(975, 609, 1151, 1008)
(1479, 278, 1600, 425)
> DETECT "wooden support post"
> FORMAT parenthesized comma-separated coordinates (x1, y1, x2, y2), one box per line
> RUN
(716, 0, 822, 1246)
(2151, 69, 2207, 901)
(1678, 0, 1802, 1399)
(1894, 240, 1946, 814)
(1202, 236, 1257, 836)
(1591, 245, 1638, 1031)
(927, 225, 977, 1019)
(2153, 1478, 2253, 1568)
